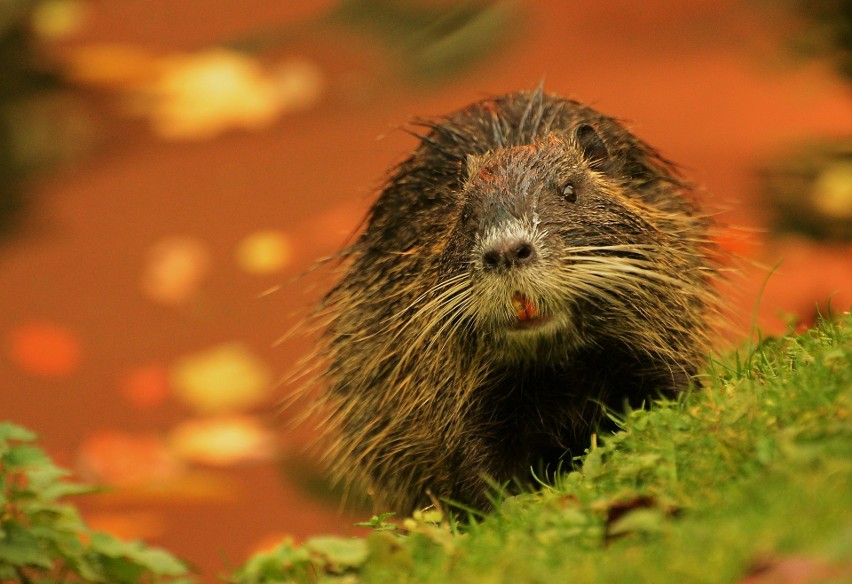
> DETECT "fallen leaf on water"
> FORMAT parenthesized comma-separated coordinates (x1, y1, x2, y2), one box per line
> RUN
(138, 50, 324, 141)
(77, 431, 183, 487)
(87, 470, 240, 505)
(6, 321, 82, 377)
(812, 161, 852, 220)
(119, 363, 171, 409)
(140, 236, 211, 305)
(64, 44, 324, 140)
(235, 229, 293, 275)
(169, 415, 277, 466)
(270, 57, 325, 113)
(146, 49, 278, 140)
(170, 342, 273, 414)
(31, 0, 90, 41)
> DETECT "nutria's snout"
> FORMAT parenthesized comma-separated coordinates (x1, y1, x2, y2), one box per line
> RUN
(472, 224, 554, 333)
(482, 238, 538, 270)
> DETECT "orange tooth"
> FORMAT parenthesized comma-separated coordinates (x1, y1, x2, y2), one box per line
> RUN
(512, 292, 538, 321)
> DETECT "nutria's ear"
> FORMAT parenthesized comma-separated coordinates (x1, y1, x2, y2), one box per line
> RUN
(574, 123, 608, 168)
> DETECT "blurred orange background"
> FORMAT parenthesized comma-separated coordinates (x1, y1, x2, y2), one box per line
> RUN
(1, 0, 850, 581)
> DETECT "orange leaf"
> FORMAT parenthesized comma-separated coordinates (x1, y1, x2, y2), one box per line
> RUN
(77, 431, 182, 487)
(120, 364, 171, 409)
(7, 321, 82, 377)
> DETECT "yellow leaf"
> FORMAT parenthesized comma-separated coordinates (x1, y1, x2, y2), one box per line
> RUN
(140, 236, 211, 305)
(812, 161, 852, 220)
(31, 0, 89, 41)
(236, 230, 293, 275)
(170, 342, 273, 414)
(169, 415, 277, 466)
(146, 49, 282, 140)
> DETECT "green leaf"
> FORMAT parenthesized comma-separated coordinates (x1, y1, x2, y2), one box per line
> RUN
(232, 540, 318, 583)
(38, 480, 97, 501)
(305, 536, 369, 569)
(355, 512, 397, 531)
(98, 554, 147, 583)
(89, 532, 189, 576)
(3, 443, 49, 468)
(0, 521, 53, 569)
(0, 422, 37, 443)
(0, 422, 195, 582)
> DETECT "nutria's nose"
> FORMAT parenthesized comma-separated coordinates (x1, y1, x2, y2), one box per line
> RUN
(482, 238, 537, 270)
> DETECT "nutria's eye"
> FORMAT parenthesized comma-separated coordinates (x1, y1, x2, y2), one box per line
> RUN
(561, 182, 578, 203)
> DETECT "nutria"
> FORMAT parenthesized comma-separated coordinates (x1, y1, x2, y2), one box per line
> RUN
(311, 88, 718, 514)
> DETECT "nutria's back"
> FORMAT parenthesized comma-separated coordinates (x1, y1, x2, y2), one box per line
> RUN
(314, 88, 718, 513)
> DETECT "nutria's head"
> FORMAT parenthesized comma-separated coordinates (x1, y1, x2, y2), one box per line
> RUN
(436, 123, 688, 362)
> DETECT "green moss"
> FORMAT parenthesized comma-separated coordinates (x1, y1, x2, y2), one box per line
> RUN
(233, 312, 852, 583)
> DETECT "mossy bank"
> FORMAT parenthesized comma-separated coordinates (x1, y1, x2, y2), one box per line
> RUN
(236, 312, 852, 583)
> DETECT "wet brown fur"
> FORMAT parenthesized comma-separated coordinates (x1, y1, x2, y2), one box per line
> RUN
(309, 89, 719, 514)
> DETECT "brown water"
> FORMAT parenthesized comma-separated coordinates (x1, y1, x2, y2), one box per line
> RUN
(1, 1, 851, 581)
